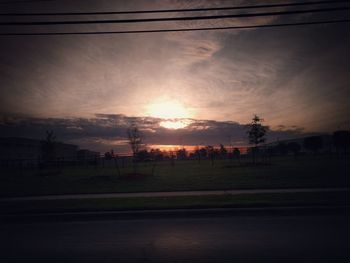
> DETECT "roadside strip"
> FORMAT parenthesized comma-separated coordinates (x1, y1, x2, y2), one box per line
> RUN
(1, 190, 350, 220)
(2, 187, 350, 202)
(2, 205, 350, 223)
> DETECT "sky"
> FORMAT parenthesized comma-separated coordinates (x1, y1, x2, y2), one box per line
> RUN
(0, 0, 349, 153)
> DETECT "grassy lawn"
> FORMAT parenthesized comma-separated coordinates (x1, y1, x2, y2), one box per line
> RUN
(1, 191, 350, 214)
(0, 156, 349, 197)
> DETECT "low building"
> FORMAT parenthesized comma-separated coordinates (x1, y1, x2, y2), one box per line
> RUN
(55, 142, 79, 160)
(77, 149, 100, 161)
(0, 137, 42, 161)
(0, 137, 79, 166)
(265, 134, 333, 154)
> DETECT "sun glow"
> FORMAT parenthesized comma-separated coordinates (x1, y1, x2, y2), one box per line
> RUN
(160, 120, 190, 129)
(147, 100, 192, 129)
(147, 101, 190, 119)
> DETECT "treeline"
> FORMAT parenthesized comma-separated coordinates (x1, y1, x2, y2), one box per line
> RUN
(103, 130, 350, 163)
(104, 144, 242, 163)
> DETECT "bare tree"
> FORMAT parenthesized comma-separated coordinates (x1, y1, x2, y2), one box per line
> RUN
(247, 115, 267, 164)
(41, 130, 56, 164)
(127, 124, 143, 158)
(206, 145, 215, 166)
(127, 124, 143, 172)
(219, 144, 227, 159)
(233, 147, 241, 165)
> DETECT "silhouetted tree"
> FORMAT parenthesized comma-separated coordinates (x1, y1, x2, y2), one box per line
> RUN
(206, 145, 215, 165)
(169, 150, 175, 166)
(232, 148, 241, 164)
(104, 149, 115, 160)
(287, 142, 301, 158)
(127, 124, 143, 159)
(303, 136, 323, 154)
(149, 148, 164, 161)
(199, 147, 208, 158)
(136, 149, 150, 162)
(127, 124, 143, 172)
(149, 148, 163, 176)
(276, 142, 288, 156)
(194, 146, 208, 164)
(247, 115, 267, 164)
(233, 148, 241, 157)
(41, 130, 56, 164)
(103, 149, 120, 175)
(219, 144, 227, 159)
(104, 151, 113, 160)
(176, 148, 188, 160)
(194, 146, 201, 163)
(333, 130, 350, 155)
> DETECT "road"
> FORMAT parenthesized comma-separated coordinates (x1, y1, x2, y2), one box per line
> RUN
(2, 187, 350, 201)
(1, 213, 350, 263)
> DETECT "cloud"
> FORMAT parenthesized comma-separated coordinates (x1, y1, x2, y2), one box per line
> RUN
(0, 113, 306, 153)
(0, 0, 349, 133)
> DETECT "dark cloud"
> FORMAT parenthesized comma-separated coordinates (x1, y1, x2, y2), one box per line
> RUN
(0, 114, 306, 153)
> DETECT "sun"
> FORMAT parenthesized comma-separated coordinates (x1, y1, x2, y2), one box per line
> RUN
(147, 100, 192, 129)
(147, 101, 190, 119)
(160, 120, 190, 129)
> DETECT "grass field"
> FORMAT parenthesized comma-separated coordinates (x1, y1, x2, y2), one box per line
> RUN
(0, 156, 349, 197)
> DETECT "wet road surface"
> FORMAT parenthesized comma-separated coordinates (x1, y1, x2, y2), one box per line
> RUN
(1, 213, 350, 263)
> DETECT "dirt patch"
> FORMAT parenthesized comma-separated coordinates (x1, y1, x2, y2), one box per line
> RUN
(78, 175, 114, 183)
(223, 162, 272, 168)
(119, 173, 153, 180)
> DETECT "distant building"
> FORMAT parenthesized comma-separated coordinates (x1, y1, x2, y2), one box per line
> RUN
(77, 149, 100, 161)
(55, 142, 79, 160)
(265, 134, 333, 153)
(0, 137, 42, 160)
(0, 137, 78, 162)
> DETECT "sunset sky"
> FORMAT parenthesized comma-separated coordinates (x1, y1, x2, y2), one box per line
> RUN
(0, 0, 349, 152)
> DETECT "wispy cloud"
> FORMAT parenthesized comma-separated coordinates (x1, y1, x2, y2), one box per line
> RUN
(0, 0, 349, 133)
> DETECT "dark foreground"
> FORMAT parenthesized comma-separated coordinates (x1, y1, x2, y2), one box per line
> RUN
(1, 211, 350, 263)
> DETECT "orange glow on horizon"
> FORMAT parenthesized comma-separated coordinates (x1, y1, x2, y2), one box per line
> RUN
(148, 144, 248, 153)
(149, 144, 197, 152)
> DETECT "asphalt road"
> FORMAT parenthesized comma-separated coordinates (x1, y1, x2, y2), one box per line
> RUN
(1, 213, 350, 263)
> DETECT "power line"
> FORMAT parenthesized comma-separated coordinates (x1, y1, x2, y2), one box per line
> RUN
(1, 0, 349, 16)
(0, 0, 54, 4)
(1, 19, 349, 36)
(1, 6, 349, 26)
